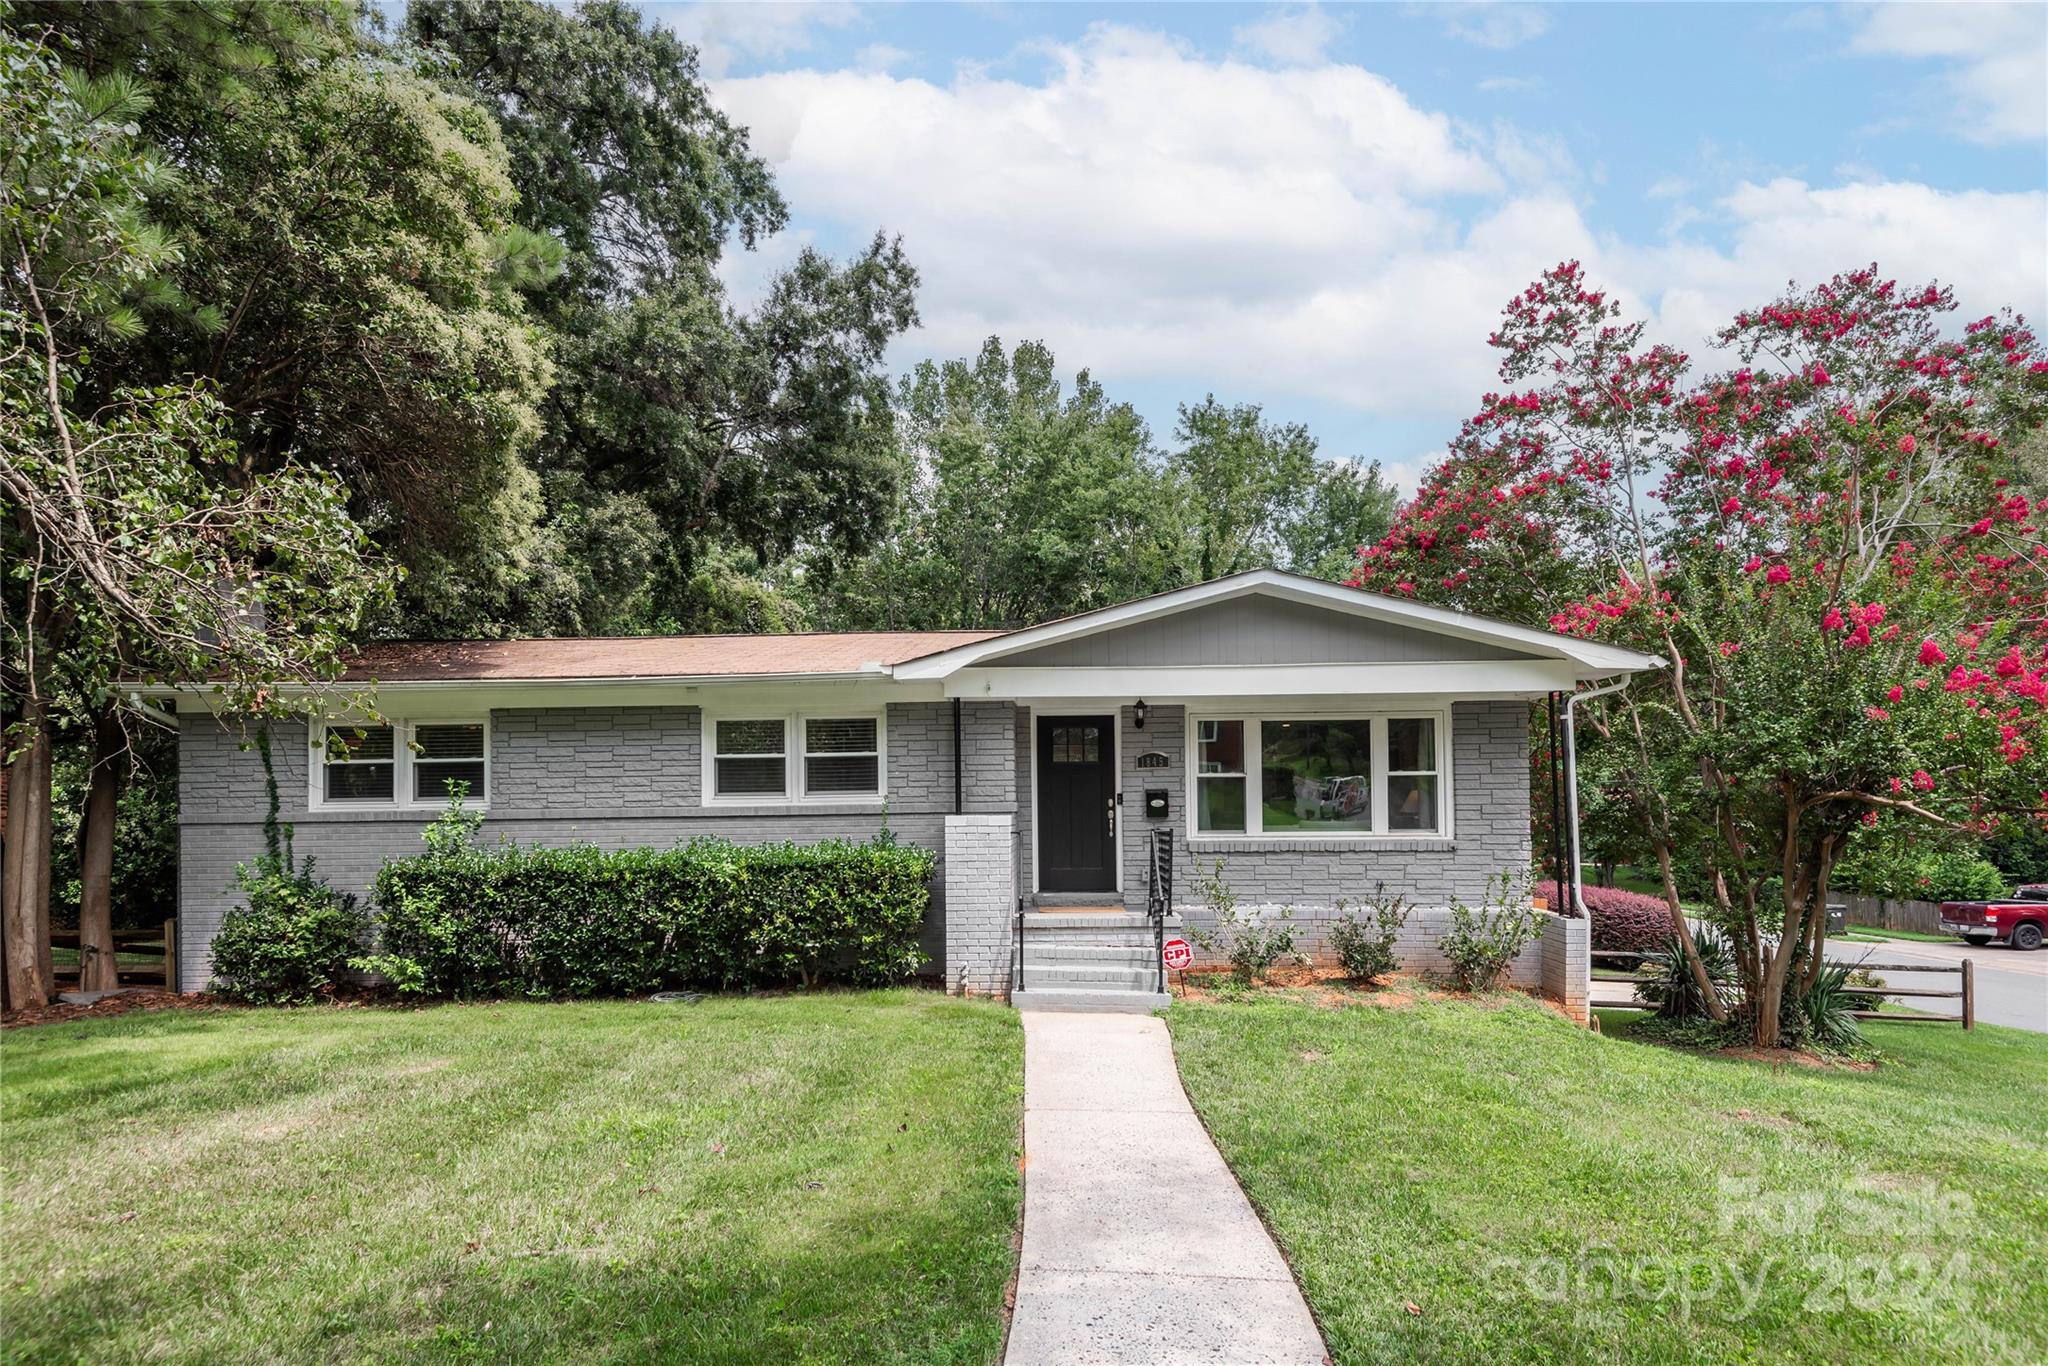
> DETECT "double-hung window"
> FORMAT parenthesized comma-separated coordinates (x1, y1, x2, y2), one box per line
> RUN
(317, 719, 488, 808)
(412, 723, 487, 803)
(322, 724, 396, 803)
(713, 719, 788, 797)
(1189, 712, 1447, 838)
(707, 712, 885, 802)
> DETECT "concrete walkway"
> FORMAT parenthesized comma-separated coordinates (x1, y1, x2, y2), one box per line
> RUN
(1005, 1012, 1327, 1365)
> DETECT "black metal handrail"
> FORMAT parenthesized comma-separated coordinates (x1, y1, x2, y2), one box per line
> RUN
(1147, 828, 1172, 994)
(1014, 897, 1025, 996)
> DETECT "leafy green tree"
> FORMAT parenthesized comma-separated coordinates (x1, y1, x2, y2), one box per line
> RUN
(807, 338, 1182, 629)
(1168, 396, 1319, 581)
(408, 0, 919, 634)
(1, 25, 395, 1005)
(1280, 456, 1398, 580)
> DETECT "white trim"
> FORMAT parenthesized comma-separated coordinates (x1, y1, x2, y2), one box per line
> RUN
(893, 569, 1664, 680)
(941, 660, 1588, 701)
(1182, 706, 1455, 844)
(309, 717, 491, 813)
(699, 707, 889, 806)
(1026, 705, 1124, 898)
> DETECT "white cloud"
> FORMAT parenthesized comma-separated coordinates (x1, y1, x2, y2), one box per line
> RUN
(1232, 6, 1343, 65)
(1476, 74, 1541, 93)
(1436, 4, 1551, 50)
(1851, 2, 2047, 143)
(657, 1, 862, 77)
(711, 25, 2047, 440)
(855, 42, 911, 73)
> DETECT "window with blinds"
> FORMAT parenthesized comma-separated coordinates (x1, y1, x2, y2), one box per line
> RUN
(803, 717, 880, 795)
(412, 723, 487, 802)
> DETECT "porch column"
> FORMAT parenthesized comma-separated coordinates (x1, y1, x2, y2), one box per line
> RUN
(943, 812, 1016, 998)
(1540, 912, 1591, 1025)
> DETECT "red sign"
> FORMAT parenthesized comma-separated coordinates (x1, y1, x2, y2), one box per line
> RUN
(1161, 938, 1194, 971)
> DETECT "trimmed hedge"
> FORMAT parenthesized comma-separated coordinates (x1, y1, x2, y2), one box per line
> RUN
(368, 837, 937, 999)
(1533, 879, 1673, 954)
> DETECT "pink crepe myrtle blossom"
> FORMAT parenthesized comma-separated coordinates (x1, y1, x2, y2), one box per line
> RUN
(1864, 706, 1890, 721)
(1823, 608, 1846, 630)
(1919, 640, 1948, 666)
(1912, 770, 1935, 792)
(1718, 641, 1741, 657)
(1887, 686, 1904, 702)
(1743, 555, 1763, 573)
(1898, 434, 1916, 454)
(1766, 563, 1791, 584)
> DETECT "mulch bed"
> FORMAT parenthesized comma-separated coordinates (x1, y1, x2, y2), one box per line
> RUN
(2, 991, 226, 1030)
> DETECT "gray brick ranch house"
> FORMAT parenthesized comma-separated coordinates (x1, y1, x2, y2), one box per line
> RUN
(164, 570, 1661, 1016)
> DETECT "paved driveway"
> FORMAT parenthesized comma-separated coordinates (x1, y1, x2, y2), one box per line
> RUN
(1005, 1012, 1327, 1365)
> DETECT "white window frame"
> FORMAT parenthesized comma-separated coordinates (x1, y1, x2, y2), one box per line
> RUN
(701, 709, 888, 805)
(1182, 708, 1453, 841)
(309, 718, 490, 812)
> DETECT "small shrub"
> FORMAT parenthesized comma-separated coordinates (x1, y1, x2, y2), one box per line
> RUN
(1799, 959, 1869, 1052)
(1186, 857, 1302, 983)
(1639, 927, 1735, 1021)
(1533, 878, 1672, 954)
(1328, 883, 1410, 986)
(1441, 872, 1540, 992)
(210, 729, 369, 1004)
(211, 860, 370, 1004)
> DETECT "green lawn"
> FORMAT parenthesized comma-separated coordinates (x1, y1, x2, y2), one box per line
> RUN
(1170, 992, 2048, 1364)
(1834, 926, 1957, 945)
(1, 991, 1023, 1364)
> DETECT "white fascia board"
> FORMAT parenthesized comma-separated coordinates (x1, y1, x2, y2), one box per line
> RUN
(891, 568, 1663, 678)
(153, 673, 945, 719)
(941, 660, 1587, 701)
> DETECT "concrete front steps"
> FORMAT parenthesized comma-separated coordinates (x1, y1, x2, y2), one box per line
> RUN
(1014, 911, 1180, 1014)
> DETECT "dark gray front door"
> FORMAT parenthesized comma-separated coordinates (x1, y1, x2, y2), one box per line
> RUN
(1037, 715, 1117, 892)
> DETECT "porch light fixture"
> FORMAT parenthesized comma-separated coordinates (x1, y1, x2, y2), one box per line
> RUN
(1134, 699, 1148, 729)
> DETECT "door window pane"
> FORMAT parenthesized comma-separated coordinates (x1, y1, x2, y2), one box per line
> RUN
(1051, 726, 1100, 764)
(1260, 720, 1373, 832)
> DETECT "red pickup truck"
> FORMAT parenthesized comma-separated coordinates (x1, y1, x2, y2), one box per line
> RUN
(1938, 886, 2048, 950)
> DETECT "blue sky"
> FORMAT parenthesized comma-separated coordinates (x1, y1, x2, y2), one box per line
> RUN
(653, 2, 2047, 487)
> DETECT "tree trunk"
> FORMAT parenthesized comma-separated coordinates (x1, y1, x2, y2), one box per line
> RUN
(32, 720, 53, 991)
(2, 699, 54, 1010)
(77, 705, 126, 993)
(1653, 841, 1728, 1023)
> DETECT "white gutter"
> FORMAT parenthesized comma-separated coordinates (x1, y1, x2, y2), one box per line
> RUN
(1561, 675, 1632, 918)
(125, 691, 180, 728)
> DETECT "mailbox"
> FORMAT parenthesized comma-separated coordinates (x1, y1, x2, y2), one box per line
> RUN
(1144, 788, 1170, 820)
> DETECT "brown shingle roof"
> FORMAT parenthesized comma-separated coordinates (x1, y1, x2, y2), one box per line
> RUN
(342, 631, 1005, 683)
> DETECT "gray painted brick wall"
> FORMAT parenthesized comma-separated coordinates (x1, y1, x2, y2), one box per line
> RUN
(175, 694, 1540, 998)
(943, 814, 1016, 997)
(176, 701, 1019, 990)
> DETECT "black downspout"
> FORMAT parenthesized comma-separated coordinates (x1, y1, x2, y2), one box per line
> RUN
(1547, 692, 1565, 898)
(952, 698, 963, 814)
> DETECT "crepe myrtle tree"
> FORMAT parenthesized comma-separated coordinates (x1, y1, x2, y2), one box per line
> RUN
(1355, 262, 2048, 1046)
